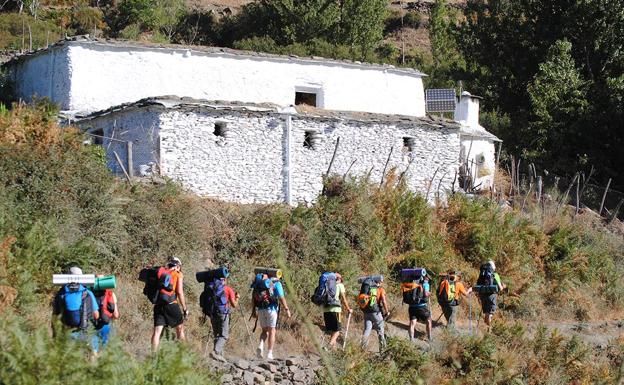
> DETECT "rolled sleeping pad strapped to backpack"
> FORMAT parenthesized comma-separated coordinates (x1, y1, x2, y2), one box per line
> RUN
(138, 267, 157, 282)
(400, 268, 427, 282)
(52, 274, 96, 285)
(92, 275, 116, 290)
(474, 285, 499, 294)
(196, 267, 229, 283)
(253, 267, 282, 279)
(357, 275, 384, 284)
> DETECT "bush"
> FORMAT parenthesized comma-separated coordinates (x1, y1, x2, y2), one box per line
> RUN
(0, 13, 61, 51)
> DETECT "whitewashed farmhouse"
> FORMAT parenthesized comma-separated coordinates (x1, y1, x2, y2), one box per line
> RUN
(4, 37, 500, 204)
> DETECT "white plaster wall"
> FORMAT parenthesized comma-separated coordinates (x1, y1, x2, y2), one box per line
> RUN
(158, 110, 286, 204)
(77, 107, 162, 175)
(66, 43, 425, 116)
(9, 48, 71, 109)
(290, 118, 460, 204)
(460, 137, 496, 189)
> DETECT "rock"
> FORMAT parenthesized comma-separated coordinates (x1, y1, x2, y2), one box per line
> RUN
(252, 365, 265, 373)
(244, 371, 256, 385)
(221, 373, 234, 382)
(254, 373, 265, 384)
(285, 358, 301, 366)
(260, 363, 278, 373)
(292, 370, 307, 382)
(236, 359, 250, 370)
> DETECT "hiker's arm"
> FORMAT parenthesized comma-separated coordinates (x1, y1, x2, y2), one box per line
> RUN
(380, 292, 389, 315)
(251, 297, 257, 318)
(177, 276, 187, 313)
(112, 292, 120, 319)
(88, 291, 100, 320)
(279, 296, 291, 318)
(340, 291, 352, 313)
(230, 288, 239, 308)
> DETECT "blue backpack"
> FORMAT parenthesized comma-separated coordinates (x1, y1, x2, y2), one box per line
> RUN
(59, 285, 89, 328)
(200, 278, 229, 315)
(311, 272, 340, 306)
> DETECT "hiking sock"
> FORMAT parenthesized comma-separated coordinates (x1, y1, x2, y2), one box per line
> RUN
(267, 350, 274, 360)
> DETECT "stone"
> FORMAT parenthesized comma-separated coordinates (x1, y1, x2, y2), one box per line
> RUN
(292, 370, 307, 382)
(259, 363, 278, 373)
(243, 371, 256, 385)
(221, 374, 234, 382)
(235, 359, 250, 370)
(285, 358, 301, 366)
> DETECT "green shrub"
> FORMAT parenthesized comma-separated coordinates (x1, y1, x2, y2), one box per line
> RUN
(0, 13, 62, 51)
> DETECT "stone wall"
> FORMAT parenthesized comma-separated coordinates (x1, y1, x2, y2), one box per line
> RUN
(290, 116, 460, 204)
(155, 107, 459, 204)
(9, 46, 71, 110)
(78, 107, 162, 176)
(159, 109, 286, 204)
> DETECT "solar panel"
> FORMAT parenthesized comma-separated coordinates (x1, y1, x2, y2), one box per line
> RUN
(425, 89, 456, 113)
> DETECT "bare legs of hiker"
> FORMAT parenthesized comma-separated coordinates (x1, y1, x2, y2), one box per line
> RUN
(258, 327, 276, 359)
(152, 324, 185, 350)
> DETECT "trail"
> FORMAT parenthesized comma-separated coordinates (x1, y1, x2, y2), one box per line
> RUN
(209, 312, 623, 384)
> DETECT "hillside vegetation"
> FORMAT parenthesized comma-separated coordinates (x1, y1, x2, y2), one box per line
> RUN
(1, 103, 623, 384)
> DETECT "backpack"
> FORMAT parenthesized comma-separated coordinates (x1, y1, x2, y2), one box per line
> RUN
(58, 285, 90, 329)
(401, 281, 426, 305)
(436, 276, 456, 305)
(139, 266, 176, 304)
(200, 278, 229, 315)
(357, 279, 380, 312)
(311, 272, 340, 307)
(475, 263, 499, 294)
(252, 276, 279, 309)
(94, 289, 115, 326)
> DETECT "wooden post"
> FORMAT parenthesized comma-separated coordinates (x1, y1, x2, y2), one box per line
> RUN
(599, 178, 612, 216)
(609, 198, 624, 223)
(28, 24, 32, 51)
(325, 137, 340, 177)
(126, 141, 134, 178)
(113, 151, 132, 184)
(425, 167, 440, 201)
(379, 146, 394, 187)
(575, 175, 580, 216)
(343, 158, 357, 180)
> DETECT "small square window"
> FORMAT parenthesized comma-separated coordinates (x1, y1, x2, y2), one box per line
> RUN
(295, 92, 317, 107)
(92, 128, 104, 145)
(214, 122, 227, 137)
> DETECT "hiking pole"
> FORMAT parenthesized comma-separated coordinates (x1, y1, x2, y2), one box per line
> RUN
(239, 303, 255, 348)
(342, 312, 352, 349)
(468, 293, 473, 336)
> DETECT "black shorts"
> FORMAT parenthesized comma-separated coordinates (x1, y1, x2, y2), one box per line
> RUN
(323, 312, 341, 332)
(154, 303, 184, 327)
(409, 306, 431, 322)
(480, 294, 497, 314)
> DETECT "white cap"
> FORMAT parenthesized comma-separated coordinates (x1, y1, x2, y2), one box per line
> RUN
(69, 266, 83, 275)
(487, 260, 496, 271)
(169, 257, 182, 266)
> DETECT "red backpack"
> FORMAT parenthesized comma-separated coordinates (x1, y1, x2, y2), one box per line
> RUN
(95, 289, 115, 325)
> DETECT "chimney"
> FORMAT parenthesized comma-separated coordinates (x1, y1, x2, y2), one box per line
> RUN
(453, 91, 482, 128)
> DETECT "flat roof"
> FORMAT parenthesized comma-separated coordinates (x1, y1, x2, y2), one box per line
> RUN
(4, 35, 426, 77)
(72, 96, 459, 130)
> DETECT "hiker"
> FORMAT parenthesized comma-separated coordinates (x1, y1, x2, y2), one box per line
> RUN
(405, 270, 432, 342)
(358, 275, 388, 351)
(437, 270, 472, 330)
(476, 260, 506, 330)
(321, 273, 352, 349)
(52, 266, 100, 350)
(203, 274, 239, 361)
(151, 257, 188, 350)
(250, 273, 291, 360)
(93, 274, 120, 352)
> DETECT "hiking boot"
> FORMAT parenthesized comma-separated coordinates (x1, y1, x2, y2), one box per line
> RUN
(210, 352, 227, 362)
(256, 347, 263, 359)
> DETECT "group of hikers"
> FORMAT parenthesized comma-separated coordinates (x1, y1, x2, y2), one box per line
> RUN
(51, 258, 506, 362)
